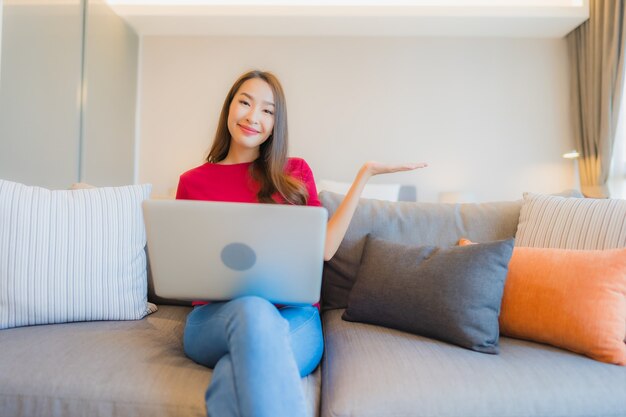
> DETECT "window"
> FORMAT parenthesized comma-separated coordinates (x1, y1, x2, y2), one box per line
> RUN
(609, 80, 626, 199)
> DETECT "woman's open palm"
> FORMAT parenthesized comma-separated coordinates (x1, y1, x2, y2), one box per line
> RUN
(363, 161, 428, 176)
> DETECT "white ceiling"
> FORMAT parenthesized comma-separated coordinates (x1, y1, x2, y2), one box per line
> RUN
(106, 0, 589, 38)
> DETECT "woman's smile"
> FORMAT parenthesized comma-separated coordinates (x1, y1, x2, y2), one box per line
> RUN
(238, 124, 260, 135)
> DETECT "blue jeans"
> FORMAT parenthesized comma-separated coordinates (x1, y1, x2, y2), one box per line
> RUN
(183, 296, 324, 417)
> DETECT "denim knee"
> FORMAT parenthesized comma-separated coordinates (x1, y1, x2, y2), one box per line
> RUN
(280, 306, 324, 377)
(226, 296, 289, 336)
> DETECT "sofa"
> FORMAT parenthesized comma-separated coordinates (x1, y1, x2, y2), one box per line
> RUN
(1, 183, 625, 417)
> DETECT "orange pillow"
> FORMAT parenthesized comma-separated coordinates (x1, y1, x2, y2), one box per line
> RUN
(459, 239, 626, 365)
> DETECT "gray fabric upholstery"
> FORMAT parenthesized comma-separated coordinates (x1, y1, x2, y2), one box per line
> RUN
(321, 309, 626, 417)
(343, 237, 514, 353)
(0, 305, 321, 417)
(319, 191, 523, 311)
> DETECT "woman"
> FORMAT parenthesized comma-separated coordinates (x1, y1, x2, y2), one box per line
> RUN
(176, 70, 427, 417)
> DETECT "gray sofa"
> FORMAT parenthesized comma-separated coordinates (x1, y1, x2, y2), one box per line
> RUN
(1, 191, 625, 417)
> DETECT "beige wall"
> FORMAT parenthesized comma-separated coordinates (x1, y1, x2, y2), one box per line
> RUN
(0, 0, 3, 81)
(81, 0, 138, 187)
(138, 36, 575, 202)
(0, 0, 138, 189)
(0, 0, 83, 188)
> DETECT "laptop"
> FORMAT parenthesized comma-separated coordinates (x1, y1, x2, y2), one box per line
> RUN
(142, 200, 328, 305)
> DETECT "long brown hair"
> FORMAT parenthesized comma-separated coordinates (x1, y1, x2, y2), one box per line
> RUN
(207, 70, 309, 205)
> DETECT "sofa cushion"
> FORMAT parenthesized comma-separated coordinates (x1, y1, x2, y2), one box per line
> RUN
(321, 309, 626, 417)
(342, 237, 514, 353)
(0, 305, 321, 417)
(515, 192, 626, 249)
(319, 191, 522, 311)
(0, 179, 153, 329)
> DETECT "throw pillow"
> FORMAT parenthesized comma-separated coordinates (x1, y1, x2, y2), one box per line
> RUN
(0, 179, 153, 329)
(501, 246, 626, 365)
(515, 192, 626, 249)
(69, 182, 160, 311)
(319, 191, 522, 311)
(459, 239, 626, 365)
(342, 236, 515, 353)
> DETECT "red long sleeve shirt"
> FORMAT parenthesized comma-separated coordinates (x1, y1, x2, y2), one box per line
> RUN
(176, 157, 321, 207)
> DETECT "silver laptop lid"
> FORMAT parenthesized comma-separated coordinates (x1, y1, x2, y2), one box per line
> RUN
(143, 200, 327, 305)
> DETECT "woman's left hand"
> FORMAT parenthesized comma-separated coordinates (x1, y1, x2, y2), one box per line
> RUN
(362, 161, 428, 177)
(323, 160, 428, 261)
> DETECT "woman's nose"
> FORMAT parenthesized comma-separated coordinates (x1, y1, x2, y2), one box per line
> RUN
(246, 108, 260, 124)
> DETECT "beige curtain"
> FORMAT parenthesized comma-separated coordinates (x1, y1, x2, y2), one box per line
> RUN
(567, 0, 626, 198)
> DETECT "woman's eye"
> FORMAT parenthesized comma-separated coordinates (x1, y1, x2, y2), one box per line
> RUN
(264, 109, 274, 115)
(239, 100, 250, 106)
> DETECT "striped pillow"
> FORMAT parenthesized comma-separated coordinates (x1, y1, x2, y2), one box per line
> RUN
(515, 192, 626, 249)
(0, 179, 152, 329)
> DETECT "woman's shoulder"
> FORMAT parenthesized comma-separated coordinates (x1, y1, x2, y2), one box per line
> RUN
(286, 157, 320, 207)
(285, 157, 313, 175)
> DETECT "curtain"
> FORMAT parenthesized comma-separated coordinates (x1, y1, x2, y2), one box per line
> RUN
(567, 0, 626, 198)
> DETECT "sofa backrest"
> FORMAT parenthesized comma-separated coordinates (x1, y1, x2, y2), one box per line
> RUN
(319, 191, 523, 311)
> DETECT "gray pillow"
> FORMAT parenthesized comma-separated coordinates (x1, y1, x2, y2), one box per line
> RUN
(342, 236, 515, 353)
(320, 191, 522, 311)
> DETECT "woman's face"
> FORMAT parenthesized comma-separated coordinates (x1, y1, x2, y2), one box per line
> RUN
(227, 78, 276, 156)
